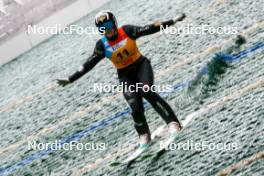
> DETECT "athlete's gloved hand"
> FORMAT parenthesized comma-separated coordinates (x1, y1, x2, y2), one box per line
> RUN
(173, 13, 186, 23)
(57, 78, 71, 87)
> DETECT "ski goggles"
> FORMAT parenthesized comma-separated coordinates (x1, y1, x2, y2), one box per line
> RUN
(98, 21, 115, 31)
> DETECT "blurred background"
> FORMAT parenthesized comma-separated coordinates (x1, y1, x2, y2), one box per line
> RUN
(0, 0, 263, 175)
(0, 0, 109, 65)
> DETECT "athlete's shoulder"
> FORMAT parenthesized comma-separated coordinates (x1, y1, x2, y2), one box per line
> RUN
(95, 39, 105, 49)
(94, 39, 105, 58)
(122, 24, 135, 30)
(122, 25, 138, 39)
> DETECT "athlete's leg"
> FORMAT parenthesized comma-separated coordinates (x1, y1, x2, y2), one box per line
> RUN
(136, 59, 181, 126)
(118, 75, 151, 136)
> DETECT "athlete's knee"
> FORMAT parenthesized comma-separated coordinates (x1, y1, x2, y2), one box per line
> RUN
(127, 98, 143, 115)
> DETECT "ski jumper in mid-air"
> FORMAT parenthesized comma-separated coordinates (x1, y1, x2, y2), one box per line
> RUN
(57, 11, 185, 149)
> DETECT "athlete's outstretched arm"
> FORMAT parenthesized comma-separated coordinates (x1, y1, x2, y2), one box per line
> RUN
(68, 54, 102, 82)
(57, 40, 105, 86)
(123, 13, 186, 39)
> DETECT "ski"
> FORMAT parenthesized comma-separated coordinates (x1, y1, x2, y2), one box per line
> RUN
(149, 118, 191, 161)
(122, 125, 166, 164)
(109, 125, 166, 168)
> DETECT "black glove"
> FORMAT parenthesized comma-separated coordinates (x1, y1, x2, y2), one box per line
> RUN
(57, 79, 71, 87)
(173, 13, 186, 23)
